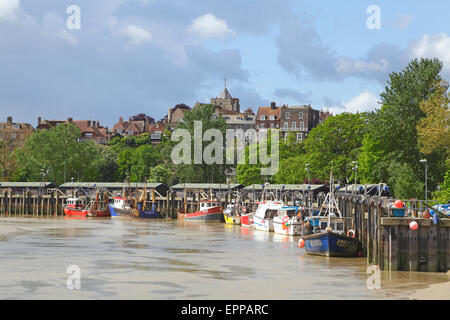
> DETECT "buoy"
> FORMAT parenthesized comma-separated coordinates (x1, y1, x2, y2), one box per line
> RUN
(347, 229, 356, 238)
(298, 239, 305, 248)
(394, 200, 404, 209)
(409, 221, 419, 230)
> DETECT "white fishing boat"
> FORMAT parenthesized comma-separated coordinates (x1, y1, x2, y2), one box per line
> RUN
(273, 206, 303, 236)
(253, 201, 285, 232)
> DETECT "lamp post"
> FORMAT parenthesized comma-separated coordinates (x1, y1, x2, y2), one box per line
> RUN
(351, 161, 358, 195)
(305, 164, 311, 212)
(420, 159, 428, 202)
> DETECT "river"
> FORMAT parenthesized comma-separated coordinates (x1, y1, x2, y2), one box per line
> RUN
(0, 216, 448, 300)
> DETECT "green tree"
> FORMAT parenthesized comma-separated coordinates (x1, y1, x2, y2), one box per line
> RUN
(387, 161, 424, 199)
(301, 112, 367, 184)
(12, 124, 106, 184)
(0, 138, 17, 181)
(174, 104, 228, 183)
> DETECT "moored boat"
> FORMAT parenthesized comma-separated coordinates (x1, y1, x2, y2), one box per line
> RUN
(178, 201, 224, 221)
(64, 193, 110, 218)
(253, 200, 284, 232)
(223, 203, 241, 225)
(273, 206, 302, 236)
(300, 171, 359, 257)
(108, 196, 159, 218)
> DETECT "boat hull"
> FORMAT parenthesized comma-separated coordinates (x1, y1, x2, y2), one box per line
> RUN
(178, 206, 224, 221)
(240, 213, 253, 227)
(64, 207, 110, 217)
(303, 232, 359, 257)
(108, 205, 159, 218)
(273, 218, 302, 236)
(253, 215, 273, 232)
(224, 214, 241, 225)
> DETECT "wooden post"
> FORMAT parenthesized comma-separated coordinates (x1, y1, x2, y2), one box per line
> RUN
(408, 226, 419, 272)
(427, 226, 438, 272)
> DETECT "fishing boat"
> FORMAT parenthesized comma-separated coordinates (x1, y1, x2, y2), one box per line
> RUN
(108, 185, 159, 218)
(300, 171, 359, 257)
(64, 190, 110, 217)
(178, 201, 224, 221)
(253, 200, 285, 232)
(240, 205, 253, 227)
(223, 203, 241, 225)
(273, 206, 302, 236)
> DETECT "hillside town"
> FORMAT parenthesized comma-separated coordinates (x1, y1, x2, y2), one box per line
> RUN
(0, 82, 332, 148)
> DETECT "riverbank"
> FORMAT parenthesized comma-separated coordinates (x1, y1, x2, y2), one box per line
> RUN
(410, 276, 450, 300)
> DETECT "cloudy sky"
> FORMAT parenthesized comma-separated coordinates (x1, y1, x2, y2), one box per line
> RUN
(1, 0, 449, 127)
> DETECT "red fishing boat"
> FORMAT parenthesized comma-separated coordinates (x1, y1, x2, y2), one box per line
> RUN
(64, 191, 110, 217)
(178, 201, 224, 221)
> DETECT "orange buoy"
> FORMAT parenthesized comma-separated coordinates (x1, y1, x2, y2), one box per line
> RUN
(298, 239, 305, 248)
(394, 200, 404, 209)
(347, 229, 356, 238)
(410, 221, 419, 230)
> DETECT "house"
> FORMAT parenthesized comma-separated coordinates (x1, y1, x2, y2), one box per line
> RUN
(255, 102, 281, 131)
(279, 105, 320, 141)
(37, 117, 110, 144)
(148, 121, 166, 145)
(167, 104, 191, 129)
(0, 116, 34, 147)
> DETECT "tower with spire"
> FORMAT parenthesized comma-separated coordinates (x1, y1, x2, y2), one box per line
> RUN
(210, 79, 240, 113)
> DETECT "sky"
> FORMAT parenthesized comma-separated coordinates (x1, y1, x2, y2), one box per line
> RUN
(1, 0, 449, 128)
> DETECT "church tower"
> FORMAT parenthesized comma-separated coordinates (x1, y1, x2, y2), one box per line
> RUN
(210, 79, 240, 113)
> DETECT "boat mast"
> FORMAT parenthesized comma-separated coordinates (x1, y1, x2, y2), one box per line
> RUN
(327, 169, 332, 231)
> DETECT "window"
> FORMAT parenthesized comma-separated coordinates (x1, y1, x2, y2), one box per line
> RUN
(300, 122, 305, 130)
(276, 124, 279, 128)
(292, 122, 296, 129)
(270, 115, 275, 120)
(85, 133, 93, 138)
(270, 123, 274, 129)
(9, 133, 17, 138)
(260, 115, 266, 120)
(299, 112, 303, 119)
(285, 112, 290, 119)
(261, 124, 265, 129)
(284, 122, 288, 129)
(297, 133, 303, 141)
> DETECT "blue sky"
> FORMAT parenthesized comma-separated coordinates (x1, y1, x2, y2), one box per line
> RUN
(1, 0, 449, 128)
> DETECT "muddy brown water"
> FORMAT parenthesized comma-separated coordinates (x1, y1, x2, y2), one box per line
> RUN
(0, 216, 448, 300)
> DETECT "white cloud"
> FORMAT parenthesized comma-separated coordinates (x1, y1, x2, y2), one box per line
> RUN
(0, 0, 19, 20)
(189, 13, 236, 39)
(343, 91, 379, 113)
(410, 33, 450, 75)
(123, 24, 152, 46)
(326, 91, 379, 114)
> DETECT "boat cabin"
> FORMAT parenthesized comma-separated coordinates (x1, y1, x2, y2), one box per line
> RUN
(199, 201, 221, 211)
(113, 197, 131, 208)
(66, 198, 84, 208)
(277, 206, 298, 218)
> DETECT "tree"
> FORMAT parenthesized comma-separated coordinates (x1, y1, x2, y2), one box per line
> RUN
(0, 138, 17, 181)
(387, 161, 424, 199)
(359, 58, 446, 194)
(301, 112, 367, 184)
(12, 124, 106, 184)
(417, 80, 450, 157)
(174, 104, 228, 183)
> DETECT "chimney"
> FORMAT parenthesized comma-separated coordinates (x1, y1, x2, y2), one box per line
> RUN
(38, 117, 42, 126)
(7, 116, 12, 126)
(119, 117, 123, 124)
(270, 102, 276, 110)
(96, 121, 100, 128)
(168, 108, 172, 123)
(144, 117, 150, 131)
(88, 120, 91, 127)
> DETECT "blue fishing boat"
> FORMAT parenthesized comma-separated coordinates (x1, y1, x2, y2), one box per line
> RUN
(108, 197, 160, 218)
(300, 171, 359, 257)
(109, 185, 160, 219)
